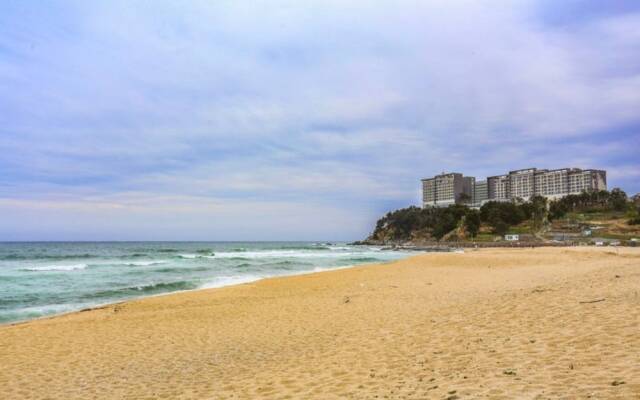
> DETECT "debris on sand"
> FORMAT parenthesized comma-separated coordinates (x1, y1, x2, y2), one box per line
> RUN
(579, 298, 605, 304)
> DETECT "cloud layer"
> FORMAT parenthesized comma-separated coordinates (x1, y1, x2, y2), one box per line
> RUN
(1, 1, 639, 240)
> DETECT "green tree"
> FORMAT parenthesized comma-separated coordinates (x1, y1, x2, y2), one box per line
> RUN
(609, 188, 628, 211)
(494, 221, 509, 236)
(479, 201, 526, 234)
(464, 209, 481, 238)
(529, 195, 548, 231)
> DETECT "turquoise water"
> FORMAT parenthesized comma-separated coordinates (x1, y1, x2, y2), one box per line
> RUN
(0, 242, 414, 324)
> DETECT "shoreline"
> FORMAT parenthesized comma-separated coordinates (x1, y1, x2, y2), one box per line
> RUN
(2, 247, 639, 399)
(352, 240, 630, 249)
(1, 254, 412, 328)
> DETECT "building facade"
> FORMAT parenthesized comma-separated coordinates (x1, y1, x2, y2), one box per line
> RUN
(463, 177, 475, 202)
(422, 167, 606, 208)
(509, 168, 536, 200)
(535, 168, 569, 198)
(473, 180, 488, 206)
(421, 172, 474, 208)
(567, 169, 607, 197)
(487, 174, 509, 201)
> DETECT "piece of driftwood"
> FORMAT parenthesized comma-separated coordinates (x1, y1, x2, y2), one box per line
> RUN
(579, 298, 606, 304)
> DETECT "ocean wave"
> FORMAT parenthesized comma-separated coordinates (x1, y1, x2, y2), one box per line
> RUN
(344, 257, 380, 263)
(229, 260, 311, 271)
(22, 264, 88, 272)
(83, 260, 166, 267)
(200, 275, 263, 289)
(265, 260, 314, 269)
(154, 266, 209, 273)
(275, 245, 331, 251)
(209, 250, 335, 259)
(1, 253, 95, 261)
(176, 254, 201, 259)
(311, 264, 356, 273)
(0, 303, 81, 323)
(84, 281, 198, 300)
(124, 261, 165, 266)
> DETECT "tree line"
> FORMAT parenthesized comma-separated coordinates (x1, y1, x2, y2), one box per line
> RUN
(369, 188, 636, 241)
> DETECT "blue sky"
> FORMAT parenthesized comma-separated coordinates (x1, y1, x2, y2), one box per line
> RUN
(1, 1, 639, 241)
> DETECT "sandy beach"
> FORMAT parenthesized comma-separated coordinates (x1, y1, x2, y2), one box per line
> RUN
(1, 247, 639, 399)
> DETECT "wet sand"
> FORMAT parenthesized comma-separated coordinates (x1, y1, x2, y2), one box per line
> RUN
(1, 247, 639, 399)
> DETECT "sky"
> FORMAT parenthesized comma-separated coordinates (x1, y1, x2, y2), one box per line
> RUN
(1, 0, 639, 241)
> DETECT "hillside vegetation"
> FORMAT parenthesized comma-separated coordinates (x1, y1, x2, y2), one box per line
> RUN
(367, 189, 640, 244)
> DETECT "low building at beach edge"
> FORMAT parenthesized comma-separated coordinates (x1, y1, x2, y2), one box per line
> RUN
(422, 167, 607, 208)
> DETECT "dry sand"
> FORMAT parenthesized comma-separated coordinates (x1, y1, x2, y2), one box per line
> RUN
(1, 247, 639, 399)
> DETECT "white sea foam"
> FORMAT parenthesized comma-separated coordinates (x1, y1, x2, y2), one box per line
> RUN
(200, 274, 264, 289)
(23, 264, 88, 272)
(178, 254, 200, 259)
(125, 261, 165, 266)
(312, 264, 355, 273)
(12, 303, 78, 315)
(208, 250, 350, 259)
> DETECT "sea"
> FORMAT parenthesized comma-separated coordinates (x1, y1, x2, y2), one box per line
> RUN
(0, 242, 414, 324)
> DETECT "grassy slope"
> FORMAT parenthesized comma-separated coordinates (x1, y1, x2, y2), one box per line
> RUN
(471, 210, 639, 243)
(555, 211, 640, 240)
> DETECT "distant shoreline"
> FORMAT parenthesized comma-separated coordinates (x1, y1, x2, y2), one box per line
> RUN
(351, 240, 595, 249)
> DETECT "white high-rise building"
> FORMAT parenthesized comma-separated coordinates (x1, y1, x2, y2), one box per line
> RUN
(421, 173, 474, 208)
(423, 167, 607, 208)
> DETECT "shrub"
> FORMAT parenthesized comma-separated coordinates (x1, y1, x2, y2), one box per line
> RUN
(464, 209, 481, 238)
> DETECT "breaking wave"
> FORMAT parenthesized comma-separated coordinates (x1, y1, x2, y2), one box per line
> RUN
(83, 281, 198, 300)
(2, 254, 95, 261)
(22, 264, 88, 272)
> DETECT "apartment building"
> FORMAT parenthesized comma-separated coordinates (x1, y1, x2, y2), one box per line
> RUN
(487, 174, 509, 201)
(463, 176, 475, 202)
(568, 169, 607, 196)
(473, 180, 488, 205)
(487, 168, 606, 202)
(535, 168, 569, 198)
(509, 168, 537, 199)
(422, 167, 607, 208)
(421, 173, 474, 207)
